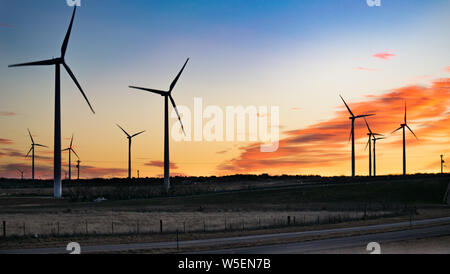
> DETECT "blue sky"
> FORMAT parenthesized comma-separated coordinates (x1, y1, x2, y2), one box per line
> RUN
(0, 0, 449, 177)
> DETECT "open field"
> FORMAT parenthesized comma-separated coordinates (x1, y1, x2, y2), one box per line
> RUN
(0, 174, 449, 251)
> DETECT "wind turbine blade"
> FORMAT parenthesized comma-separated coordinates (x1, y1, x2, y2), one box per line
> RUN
(406, 124, 419, 140)
(34, 144, 48, 148)
(404, 102, 407, 124)
(347, 129, 352, 144)
(70, 134, 74, 148)
(131, 131, 146, 138)
(391, 126, 403, 134)
(25, 147, 32, 158)
(169, 58, 189, 92)
(116, 124, 130, 137)
(129, 86, 167, 96)
(372, 133, 384, 136)
(364, 118, 372, 134)
(63, 62, 95, 114)
(365, 137, 370, 151)
(27, 128, 34, 144)
(9, 58, 58, 67)
(169, 95, 186, 135)
(355, 114, 375, 119)
(71, 148, 79, 159)
(339, 95, 354, 117)
(62, 148, 70, 152)
(61, 6, 76, 57)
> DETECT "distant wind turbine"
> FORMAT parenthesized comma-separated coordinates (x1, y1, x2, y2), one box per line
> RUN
(25, 129, 48, 180)
(441, 155, 445, 174)
(129, 58, 189, 192)
(76, 159, 81, 180)
(364, 119, 383, 177)
(116, 124, 145, 179)
(340, 95, 374, 177)
(372, 136, 385, 177)
(9, 7, 94, 198)
(392, 102, 418, 175)
(62, 134, 78, 181)
(17, 169, 24, 180)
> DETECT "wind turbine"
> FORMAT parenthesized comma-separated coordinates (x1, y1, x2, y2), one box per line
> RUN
(392, 102, 418, 175)
(372, 136, 385, 176)
(441, 155, 445, 174)
(25, 129, 48, 180)
(62, 134, 78, 181)
(129, 58, 189, 193)
(364, 119, 383, 176)
(76, 159, 81, 180)
(17, 169, 24, 180)
(340, 95, 374, 177)
(9, 7, 94, 198)
(116, 124, 145, 179)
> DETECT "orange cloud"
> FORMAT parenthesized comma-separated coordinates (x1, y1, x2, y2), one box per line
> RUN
(354, 66, 380, 72)
(373, 52, 396, 60)
(218, 78, 450, 174)
(0, 111, 16, 116)
(145, 160, 178, 169)
(0, 138, 13, 145)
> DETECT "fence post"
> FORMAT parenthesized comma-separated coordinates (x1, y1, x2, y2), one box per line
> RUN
(183, 222, 186, 233)
(224, 219, 227, 231)
(176, 229, 179, 250)
(3, 221, 6, 237)
(160, 220, 163, 233)
(287, 216, 291, 226)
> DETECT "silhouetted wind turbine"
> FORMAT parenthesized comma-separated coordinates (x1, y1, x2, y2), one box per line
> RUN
(392, 102, 418, 175)
(364, 119, 383, 176)
(340, 95, 374, 177)
(441, 155, 445, 174)
(116, 124, 145, 179)
(372, 136, 385, 176)
(17, 169, 24, 180)
(9, 7, 94, 197)
(129, 58, 189, 193)
(25, 129, 47, 180)
(62, 134, 78, 181)
(76, 159, 81, 180)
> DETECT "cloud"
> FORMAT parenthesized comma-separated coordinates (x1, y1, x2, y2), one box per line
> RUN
(144, 160, 178, 169)
(373, 52, 396, 60)
(0, 138, 13, 145)
(217, 78, 450, 174)
(0, 23, 13, 28)
(354, 66, 380, 72)
(0, 111, 16, 116)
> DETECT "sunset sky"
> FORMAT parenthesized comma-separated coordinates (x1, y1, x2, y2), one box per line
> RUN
(0, 0, 449, 179)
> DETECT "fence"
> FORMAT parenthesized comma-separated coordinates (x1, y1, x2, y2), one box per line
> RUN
(0, 210, 409, 239)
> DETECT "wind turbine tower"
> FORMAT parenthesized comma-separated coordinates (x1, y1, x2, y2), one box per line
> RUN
(129, 58, 189, 192)
(340, 95, 374, 177)
(9, 7, 95, 197)
(392, 102, 418, 176)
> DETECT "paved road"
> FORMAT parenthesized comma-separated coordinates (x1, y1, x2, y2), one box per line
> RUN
(197, 223, 450, 254)
(1, 216, 450, 254)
